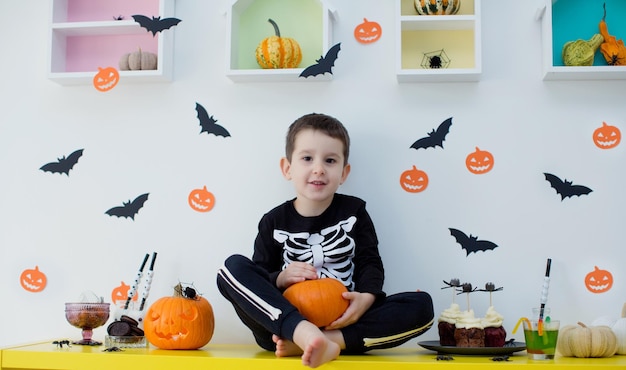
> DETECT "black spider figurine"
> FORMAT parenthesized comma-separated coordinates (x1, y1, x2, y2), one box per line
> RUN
(52, 340, 71, 348)
(103, 346, 123, 352)
(436, 354, 454, 361)
(429, 55, 443, 68)
(491, 355, 511, 362)
(113, 15, 124, 20)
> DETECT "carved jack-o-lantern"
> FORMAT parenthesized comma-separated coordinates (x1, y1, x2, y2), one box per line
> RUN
(188, 186, 215, 212)
(111, 281, 138, 304)
(593, 122, 621, 149)
(400, 165, 428, 193)
(465, 147, 494, 174)
(20, 266, 47, 293)
(93, 66, 119, 92)
(354, 18, 382, 44)
(585, 266, 613, 294)
(144, 284, 215, 349)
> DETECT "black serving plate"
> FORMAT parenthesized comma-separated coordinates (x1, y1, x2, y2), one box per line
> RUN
(418, 340, 526, 355)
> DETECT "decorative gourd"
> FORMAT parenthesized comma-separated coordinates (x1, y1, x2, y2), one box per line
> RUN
(283, 278, 349, 327)
(119, 48, 158, 71)
(556, 322, 617, 358)
(592, 303, 626, 355)
(414, 0, 461, 15)
(144, 283, 215, 350)
(562, 34, 604, 66)
(255, 19, 302, 69)
(598, 3, 626, 66)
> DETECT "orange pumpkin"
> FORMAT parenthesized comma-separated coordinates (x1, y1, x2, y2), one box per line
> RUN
(19, 266, 47, 293)
(93, 66, 119, 92)
(585, 266, 614, 294)
(465, 147, 494, 174)
(593, 122, 621, 149)
(283, 278, 349, 327)
(354, 18, 382, 44)
(188, 186, 215, 212)
(399, 165, 428, 193)
(144, 283, 215, 349)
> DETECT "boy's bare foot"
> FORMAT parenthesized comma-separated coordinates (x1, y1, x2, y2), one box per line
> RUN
(272, 334, 303, 357)
(292, 321, 341, 368)
(301, 334, 340, 368)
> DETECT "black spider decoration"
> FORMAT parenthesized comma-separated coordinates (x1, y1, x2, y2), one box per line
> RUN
(421, 49, 450, 69)
(491, 355, 511, 362)
(436, 354, 454, 361)
(52, 340, 71, 348)
(113, 15, 124, 20)
(175, 282, 201, 300)
(103, 346, 123, 352)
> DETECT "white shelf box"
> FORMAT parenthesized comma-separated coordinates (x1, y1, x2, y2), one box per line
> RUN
(539, 0, 626, 81)
(226, 0, 335, 82)
(396, 0, 481, 83)
(48, 0, 176, 85)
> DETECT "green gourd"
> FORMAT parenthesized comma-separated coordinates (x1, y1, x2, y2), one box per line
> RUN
(562, 34, 604, 66)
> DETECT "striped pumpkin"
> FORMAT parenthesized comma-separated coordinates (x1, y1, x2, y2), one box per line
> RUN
(414, 0, 461, 15)
(255, 19, 302, 69)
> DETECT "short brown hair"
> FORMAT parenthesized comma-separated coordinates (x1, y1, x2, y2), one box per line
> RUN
(285, 113, 350, 164)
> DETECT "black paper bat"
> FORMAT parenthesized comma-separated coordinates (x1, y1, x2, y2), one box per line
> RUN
(449, 228, 498, 256)
(544, 173, 592, 200)
(410, 117, 453, 150)
(132, 15, 181, 36)
(195, 103, 230, 137)
(299, 43, 341, 78)
(39, 149, 84, 176)
(105, 193, 149, 220)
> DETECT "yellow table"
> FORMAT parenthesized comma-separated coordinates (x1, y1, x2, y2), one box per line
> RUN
(2, 341, 626, 370)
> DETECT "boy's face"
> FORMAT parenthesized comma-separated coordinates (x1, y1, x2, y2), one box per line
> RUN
(281, 128, 350, 215)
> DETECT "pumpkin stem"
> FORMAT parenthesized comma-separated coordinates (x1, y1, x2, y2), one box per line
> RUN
(268, 18, 280, 37)
(621, 303, 626, 318)
(174, 283, 184, 298)
(577, 321, 588, 328)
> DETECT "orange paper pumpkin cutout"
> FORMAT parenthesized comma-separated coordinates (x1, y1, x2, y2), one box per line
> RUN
(111, 281, 138, 304)
(20, 266, 47, 293)
(465, 147, 494, 174)
(354, 18, 382, 44)
(593, 122, 621, 149)
(585, 266, 613, 293)
(400, 166, 428, 193)
(93, 66, 119, 92)
(188, 186, 215, 212)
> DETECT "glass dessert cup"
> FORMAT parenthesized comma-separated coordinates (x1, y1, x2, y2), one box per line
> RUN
(65, 302, 110, 345)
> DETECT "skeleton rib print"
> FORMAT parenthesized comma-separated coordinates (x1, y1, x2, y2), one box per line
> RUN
(273, 216, 357, 289)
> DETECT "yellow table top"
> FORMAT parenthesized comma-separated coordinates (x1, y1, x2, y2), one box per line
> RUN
(2, 341, 626, 370)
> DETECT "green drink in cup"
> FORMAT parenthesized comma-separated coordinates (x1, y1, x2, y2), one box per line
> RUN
(523, 319, 560, 360)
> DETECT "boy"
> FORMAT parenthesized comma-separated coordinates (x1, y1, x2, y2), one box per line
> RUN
(217, 113, 434, 368)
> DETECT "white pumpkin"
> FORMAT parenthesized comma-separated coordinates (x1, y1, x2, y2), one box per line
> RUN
(592, 303, 626, 355)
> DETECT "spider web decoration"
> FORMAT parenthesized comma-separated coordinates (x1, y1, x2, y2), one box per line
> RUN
(421, 49, 451, 69)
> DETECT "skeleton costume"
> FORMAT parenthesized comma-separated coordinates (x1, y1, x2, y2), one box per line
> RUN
(217, 194, 434, 353)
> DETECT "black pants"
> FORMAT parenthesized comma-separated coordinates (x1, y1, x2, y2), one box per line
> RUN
(216, 254, 434, 353)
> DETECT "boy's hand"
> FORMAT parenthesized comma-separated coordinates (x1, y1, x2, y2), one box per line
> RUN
(324, 292, 375, 330)
(276, 262, 318, 290)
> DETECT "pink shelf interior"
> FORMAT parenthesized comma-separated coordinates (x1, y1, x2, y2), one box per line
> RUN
(66, 0, 159, 22)
(65, 34, 159, 72)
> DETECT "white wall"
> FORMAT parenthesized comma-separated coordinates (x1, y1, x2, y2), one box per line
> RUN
(1, 0, 624, 348)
